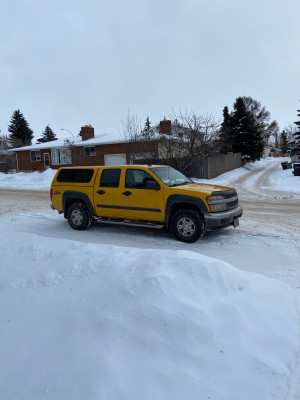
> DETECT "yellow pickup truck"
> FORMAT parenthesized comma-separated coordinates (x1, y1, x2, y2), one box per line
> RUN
(50, 165, 243, 243)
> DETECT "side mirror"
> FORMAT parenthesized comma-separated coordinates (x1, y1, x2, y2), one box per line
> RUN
(145, 180, 160, 190)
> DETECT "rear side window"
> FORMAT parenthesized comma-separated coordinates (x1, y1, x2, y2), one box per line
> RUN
(100, 169, 121, 188)
(57, 169, 94, 183)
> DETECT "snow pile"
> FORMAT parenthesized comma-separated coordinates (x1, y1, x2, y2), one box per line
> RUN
(0, 231, 298, 400)
(194, 166, 248, 186)
(0, 168, 56, 190)
(266, 164, 300, 194)
(243, 157, 275, 171)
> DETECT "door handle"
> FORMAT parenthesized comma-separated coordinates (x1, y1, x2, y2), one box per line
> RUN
(97, 190, 105, 194)
(122, 191, 132, 196)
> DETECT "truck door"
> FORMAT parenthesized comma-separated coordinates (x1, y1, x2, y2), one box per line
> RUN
(121, 168, 164, 222)
(94, 168, 123, 218)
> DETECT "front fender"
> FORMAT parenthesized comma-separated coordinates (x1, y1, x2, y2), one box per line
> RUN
(165, 194, 209, 228)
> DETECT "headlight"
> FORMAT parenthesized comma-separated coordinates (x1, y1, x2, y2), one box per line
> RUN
(206, 195, 224, 201)
(208, 203, 227, 212)
(206, 195, 227, 212)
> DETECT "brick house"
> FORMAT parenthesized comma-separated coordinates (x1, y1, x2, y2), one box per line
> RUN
(10, 123, 173, 172)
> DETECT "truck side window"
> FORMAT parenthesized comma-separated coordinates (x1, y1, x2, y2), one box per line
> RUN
(57, 168, 94, 183)
(100, 169, 121, 188)
(125, 169, 156, 189)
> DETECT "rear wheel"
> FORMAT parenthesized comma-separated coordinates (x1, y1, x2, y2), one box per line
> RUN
(171, 210, 206, 243)
(67, 203, 92, 230)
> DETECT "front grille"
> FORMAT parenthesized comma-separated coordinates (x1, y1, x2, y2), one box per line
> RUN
(208, 188, 239, 212)
(212, 188, 237, 199)
(227, 199, 238, 209)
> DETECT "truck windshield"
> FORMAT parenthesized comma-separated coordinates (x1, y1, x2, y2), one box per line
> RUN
(149, 167, 193, 187)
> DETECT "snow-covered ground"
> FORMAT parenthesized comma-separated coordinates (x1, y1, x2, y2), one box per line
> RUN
(0, 158, 300, 400)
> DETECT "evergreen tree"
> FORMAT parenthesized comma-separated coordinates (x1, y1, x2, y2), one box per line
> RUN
(241, 96, 279, 146)
(279, 130, 289, 154)
(218, 106, 232, 154)
(141, 116, 151, 136)
(230, 97, 264, 161)
(8, 109, 34, 147)
(37, 125, 57, 143)
(291, 108, 300, 155)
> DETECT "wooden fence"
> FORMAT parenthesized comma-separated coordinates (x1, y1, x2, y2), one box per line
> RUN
(134, 152, 242, 179)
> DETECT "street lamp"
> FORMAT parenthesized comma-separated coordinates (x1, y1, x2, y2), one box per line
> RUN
(60, 128, 74, 137)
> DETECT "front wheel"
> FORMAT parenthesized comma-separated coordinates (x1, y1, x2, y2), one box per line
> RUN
(171, 210, 206, 243)
(67, 203, 92, 230)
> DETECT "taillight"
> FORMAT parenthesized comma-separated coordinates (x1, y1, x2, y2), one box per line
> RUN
(50, 188, 53, 201)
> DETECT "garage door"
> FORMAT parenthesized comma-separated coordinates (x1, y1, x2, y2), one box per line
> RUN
(104, 154, 127, 166)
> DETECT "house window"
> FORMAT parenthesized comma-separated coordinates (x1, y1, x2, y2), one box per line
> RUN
(51, 148, 71, 165)
(30, 150, 41, 162)
(84, 146, 96, 156)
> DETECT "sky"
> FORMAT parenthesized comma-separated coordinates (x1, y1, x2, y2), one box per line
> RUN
(1, 0, 299, 142)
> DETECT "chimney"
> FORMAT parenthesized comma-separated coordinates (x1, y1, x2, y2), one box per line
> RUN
(159, 118, 172, 135)
(80, 125, 95, 141)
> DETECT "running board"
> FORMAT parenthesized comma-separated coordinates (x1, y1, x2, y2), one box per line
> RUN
(94, 217, 165, 230)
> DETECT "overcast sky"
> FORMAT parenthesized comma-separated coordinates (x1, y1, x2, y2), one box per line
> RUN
(1, 0, 299, 141)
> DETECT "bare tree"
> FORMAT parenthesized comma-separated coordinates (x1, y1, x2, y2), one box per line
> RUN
(0, 134, 15, 172)
(284, 123, 298, 143)
(169, 109, 220, 157)
(120, 111, 157, 163)
(120, 109, 220, 172)
(120, 111, 142, 142)
(63, 139, 78, 165)
(0, 134, 10, 150)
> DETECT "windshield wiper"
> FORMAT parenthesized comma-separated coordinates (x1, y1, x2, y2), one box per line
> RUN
(169, 182, 191, 187)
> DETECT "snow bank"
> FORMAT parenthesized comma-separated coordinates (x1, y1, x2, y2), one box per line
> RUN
(0, 231, 298, 400)
(0, 168, 56, 190)
(265, 164, 300, 194)
(243, 157, 276, 171)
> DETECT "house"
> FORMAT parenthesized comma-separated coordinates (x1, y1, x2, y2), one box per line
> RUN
(262, 146, 272, 158)
(10, 123, 173, 172)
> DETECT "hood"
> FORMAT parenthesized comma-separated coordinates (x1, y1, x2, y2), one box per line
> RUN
(172, 182, 232, 195)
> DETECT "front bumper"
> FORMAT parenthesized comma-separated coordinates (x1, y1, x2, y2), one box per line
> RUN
(204, 204, 243, 230)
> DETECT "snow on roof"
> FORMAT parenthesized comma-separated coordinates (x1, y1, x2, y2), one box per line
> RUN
(9, 133, 126, 152)
(9, 121, 182, 153)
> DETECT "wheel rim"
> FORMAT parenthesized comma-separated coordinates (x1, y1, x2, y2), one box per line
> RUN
(177, 217, 196, 237)
(71, 209, 84, 226)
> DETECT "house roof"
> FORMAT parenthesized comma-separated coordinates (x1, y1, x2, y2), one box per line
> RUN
(9, 134, 126, 152)
(9, 120, 181, 153)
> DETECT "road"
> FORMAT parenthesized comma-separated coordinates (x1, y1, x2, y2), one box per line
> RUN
(0, 188, 49, 215)
(230, 160, 300, 244)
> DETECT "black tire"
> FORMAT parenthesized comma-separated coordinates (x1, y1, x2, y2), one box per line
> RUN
(67, 202, 92, 230)
(171, 209, 206, 243)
